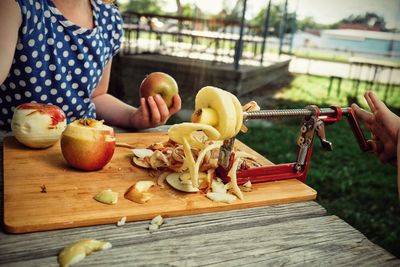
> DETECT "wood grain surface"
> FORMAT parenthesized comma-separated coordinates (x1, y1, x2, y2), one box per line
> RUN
(1, 134, 399, 266)
(1, 202, 398, 266)
(3, 132, 316, 233)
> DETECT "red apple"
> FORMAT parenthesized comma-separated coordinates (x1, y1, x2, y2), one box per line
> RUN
(139, 72, 179, 108)
(11, 103, 67, 148)
(60, 119, 116, 171)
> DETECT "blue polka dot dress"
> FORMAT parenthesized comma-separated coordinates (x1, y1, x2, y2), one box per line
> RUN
(0, 0, 123, 130)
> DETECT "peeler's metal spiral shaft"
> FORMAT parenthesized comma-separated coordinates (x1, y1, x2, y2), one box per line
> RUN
(243, 107, 350, 121)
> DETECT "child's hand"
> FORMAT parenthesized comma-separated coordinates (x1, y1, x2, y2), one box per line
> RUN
(130, 94, 181, 129)
(352, 91, 399, 164)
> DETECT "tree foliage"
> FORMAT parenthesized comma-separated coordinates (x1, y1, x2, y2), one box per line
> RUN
(338, 12, 387, 30)
(121, 0, 166, 14)
(250, 3, 296, 36)
(297, 16, 332, 31)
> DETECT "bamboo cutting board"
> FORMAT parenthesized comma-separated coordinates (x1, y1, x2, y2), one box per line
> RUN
(3, 132, 316, 233)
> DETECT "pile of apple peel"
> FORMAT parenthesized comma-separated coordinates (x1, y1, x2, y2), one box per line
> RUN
(132, 86, 261, 202)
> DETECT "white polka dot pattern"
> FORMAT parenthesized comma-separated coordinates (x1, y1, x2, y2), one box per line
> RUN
(0, 0, 123, 130)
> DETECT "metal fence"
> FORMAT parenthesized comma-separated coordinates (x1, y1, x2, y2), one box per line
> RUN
(121, 11, 269, 67)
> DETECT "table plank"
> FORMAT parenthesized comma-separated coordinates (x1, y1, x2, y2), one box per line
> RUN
(0, 201, 325, 264)
(2, 213, 398, 266)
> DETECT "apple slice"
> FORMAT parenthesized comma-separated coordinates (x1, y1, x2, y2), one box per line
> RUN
(124, 181, 155, 204)
(60, 119, 115, 171)
(93, 189, 118, 205)
(11, 103, 67, 148)
(58, 239, 111, 267)
(166, 172, 199, 193)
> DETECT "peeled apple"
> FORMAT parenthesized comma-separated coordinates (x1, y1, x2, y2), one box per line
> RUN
(11, 103, 67, 148)
(192, 86, 243, 140)
(167, 86, 244, 189)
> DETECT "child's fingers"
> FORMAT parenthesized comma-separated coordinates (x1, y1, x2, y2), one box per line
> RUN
(147, 96, 161, 124)
(169, 95, 182, 114)
(351, 103, 373, 123)
(367, 139, 382, 154)
(153, 95, 170, 122)
(140, 97, 150, 122)
(364, 91, 376, 113)
(367, 91, 390, 114)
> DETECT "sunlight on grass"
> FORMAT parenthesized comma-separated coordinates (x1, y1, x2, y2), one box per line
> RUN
(238, 74, 400, 258)
(273, 75, 400, 109)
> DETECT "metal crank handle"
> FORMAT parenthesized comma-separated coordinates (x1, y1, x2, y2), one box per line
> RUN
(243, 107, 351, 121)
(243, 106, 371, 152)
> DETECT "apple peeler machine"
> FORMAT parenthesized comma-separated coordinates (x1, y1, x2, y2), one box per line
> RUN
(216, 105, 372, 185)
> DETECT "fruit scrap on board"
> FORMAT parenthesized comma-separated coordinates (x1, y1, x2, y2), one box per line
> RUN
(124, 181, 155, 204)
(93, 189, 119, 205)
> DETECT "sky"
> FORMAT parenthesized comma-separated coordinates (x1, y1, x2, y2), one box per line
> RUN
(120, 0, 400, 29)
(289, 0, 400, 29)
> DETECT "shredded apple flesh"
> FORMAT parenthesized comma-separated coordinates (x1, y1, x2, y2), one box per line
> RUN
(131, 86, 260, 200)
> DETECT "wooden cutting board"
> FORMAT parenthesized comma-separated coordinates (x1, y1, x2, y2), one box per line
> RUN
(3, 132, 316, 233)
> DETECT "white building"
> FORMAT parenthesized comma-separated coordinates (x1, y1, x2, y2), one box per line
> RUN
(320, 29, 400, 58)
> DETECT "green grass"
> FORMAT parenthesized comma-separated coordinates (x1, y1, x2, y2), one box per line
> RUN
(274, 74, 400, 108)
(238, 74, 400, 258)
(290, 49, 400, 65)
(292, 49, 350, 63)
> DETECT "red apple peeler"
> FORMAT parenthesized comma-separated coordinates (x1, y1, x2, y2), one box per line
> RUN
(216, 105, 372, 184)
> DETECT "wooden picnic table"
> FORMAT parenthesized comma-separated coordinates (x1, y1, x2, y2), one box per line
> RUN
(1, 130, 399, 266)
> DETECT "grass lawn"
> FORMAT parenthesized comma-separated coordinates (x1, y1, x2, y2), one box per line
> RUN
(238, 74, 400, 258)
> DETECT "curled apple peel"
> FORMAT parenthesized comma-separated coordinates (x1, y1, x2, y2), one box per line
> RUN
(167, 87, 244, 191)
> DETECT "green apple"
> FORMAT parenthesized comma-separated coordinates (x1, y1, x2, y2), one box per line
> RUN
(139, 72, 179, 108)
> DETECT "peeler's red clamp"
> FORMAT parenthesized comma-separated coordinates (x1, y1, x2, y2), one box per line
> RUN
(217, 106, 372, 185)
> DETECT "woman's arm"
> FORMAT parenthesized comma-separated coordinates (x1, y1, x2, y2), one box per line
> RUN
(91, 60, 181, 129)
(0, 0, 21, 85)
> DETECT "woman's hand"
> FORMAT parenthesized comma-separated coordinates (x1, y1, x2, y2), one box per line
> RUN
(129, 94, 181, 129)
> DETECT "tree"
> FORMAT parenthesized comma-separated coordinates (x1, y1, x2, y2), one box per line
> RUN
(121, 0, 165, 14)
(339, 12, 387, 31)
(250, 4, 284, 36)
(175, 0, 182, 17)
(297, 16, 332, 31)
